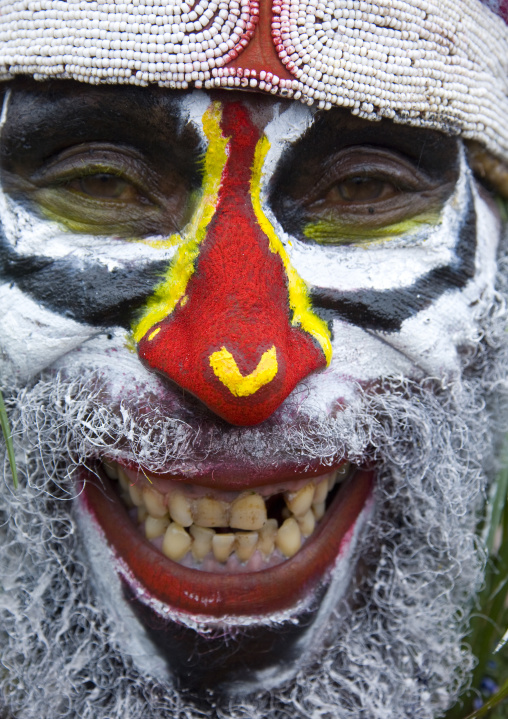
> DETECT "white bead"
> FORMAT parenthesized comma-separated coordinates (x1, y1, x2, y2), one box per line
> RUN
(0, 0, 505, 164)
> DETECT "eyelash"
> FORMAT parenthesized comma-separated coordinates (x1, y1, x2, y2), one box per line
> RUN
(53, 166, 129, 185)
(33, 144, 154, 195)
(306, 169, 413, 207)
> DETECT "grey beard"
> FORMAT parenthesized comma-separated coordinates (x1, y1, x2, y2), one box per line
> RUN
(1, 299, 508, 719)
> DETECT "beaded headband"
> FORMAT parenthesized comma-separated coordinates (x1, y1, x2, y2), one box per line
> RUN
(1, 0, 508, 176)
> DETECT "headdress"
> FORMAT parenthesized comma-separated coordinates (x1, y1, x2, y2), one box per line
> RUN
(1, 0, 508, 190)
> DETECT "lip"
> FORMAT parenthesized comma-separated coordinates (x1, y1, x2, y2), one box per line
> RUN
(113, 456, 355, 491)
(80, 465, 374, 617)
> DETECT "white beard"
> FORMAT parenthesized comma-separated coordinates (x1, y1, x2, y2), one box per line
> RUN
(2, 279, 508, 719)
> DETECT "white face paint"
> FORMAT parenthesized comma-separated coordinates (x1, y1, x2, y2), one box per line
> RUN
(0, 89, 499, 382)
(0, 90, 499, 409)
(0, 83, 505, 715)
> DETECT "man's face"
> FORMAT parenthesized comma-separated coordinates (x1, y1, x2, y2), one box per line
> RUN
(0, 79, 505, 716)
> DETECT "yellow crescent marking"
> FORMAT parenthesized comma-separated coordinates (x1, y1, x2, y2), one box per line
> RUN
(132, 102, 228, 343)
(250, 136, 333, 366)
(209, 345, 278, 397)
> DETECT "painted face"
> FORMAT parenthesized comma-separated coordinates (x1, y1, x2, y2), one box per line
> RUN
(0, 78, 505, 716)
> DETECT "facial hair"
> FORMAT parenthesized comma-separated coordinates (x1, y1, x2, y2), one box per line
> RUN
(1, 277, 507, 719)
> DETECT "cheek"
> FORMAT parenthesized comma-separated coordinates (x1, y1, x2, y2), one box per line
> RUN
(0, 282, 100, 382)
(374, 191, 500, 379)
(276, 176, 500, 389)
(330, 320, 414, 382)
(0, 191, 176, 383)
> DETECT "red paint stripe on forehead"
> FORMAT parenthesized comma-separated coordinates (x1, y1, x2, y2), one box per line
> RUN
(225, 0, 292, 79)
(138, 100, 327, 425)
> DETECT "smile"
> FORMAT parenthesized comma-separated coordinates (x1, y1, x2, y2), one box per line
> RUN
(80, 460, 374, 617)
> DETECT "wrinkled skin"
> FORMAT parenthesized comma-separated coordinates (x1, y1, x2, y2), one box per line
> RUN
(0, 79, 507, 718)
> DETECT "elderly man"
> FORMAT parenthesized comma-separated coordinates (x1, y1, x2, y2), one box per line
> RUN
(0, 0, 507, 717)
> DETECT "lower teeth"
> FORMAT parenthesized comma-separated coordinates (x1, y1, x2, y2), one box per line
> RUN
(102, 460, 351, 566)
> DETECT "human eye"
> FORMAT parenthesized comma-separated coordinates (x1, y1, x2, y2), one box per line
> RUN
(270, 139, 458, 247)
(3, 143, 192, 238)
(64, 170, 147, 203)
(299, 148, 449, 245)
(326, 175, 399, 204)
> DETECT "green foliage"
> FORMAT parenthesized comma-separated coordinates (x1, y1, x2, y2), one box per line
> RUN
(0, 387, 17, 489)
(447, 437, 508, 719)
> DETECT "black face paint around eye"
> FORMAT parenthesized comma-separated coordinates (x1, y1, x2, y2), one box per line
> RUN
(310, 189, 477, 333)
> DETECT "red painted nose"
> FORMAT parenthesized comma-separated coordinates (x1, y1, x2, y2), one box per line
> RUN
(137, 103, 328, 426)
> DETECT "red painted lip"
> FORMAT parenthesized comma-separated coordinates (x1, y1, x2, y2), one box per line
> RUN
(114, 458, 354, 491)
(80, 467, 374, 617)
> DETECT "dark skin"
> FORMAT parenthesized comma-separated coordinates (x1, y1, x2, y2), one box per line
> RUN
(0, 78, 459, 243)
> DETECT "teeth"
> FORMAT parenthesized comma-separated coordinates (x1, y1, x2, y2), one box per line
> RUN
(103, 461, 119, 480)
(284, 482, 315, 517)
(258, 518, 278, 557)
(281, 506, 291, 521)
(142, 487, 167, 518)
(276, 518, 302, 558)
(162, 522, 192, 561)
(107, 459, 352, 566)
(168, 491, 193, 527)
(235, 531, 259, 562)
(128, 483, 144, 508)
(212, 533, 235, 563)
(137, 506, 148, 523)
(118, 467, 131, 493)
(313, 476, 329, 504)
(297, 508, 316, 538)
(230, 493, 267, 530)
(193, 497, 229, 528)
(190, 525, 215, 560)
(312, 501, 326, 521)
(145, 515, 169, 539)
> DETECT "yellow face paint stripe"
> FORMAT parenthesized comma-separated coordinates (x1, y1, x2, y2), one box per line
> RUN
(303, 213, 441, 247)
(132, 102, 228, 343)
(209, 345, 278, 397)
(250, 136, 333, 366)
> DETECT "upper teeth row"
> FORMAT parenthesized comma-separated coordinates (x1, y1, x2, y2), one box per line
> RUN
(103, 461, 350, 564)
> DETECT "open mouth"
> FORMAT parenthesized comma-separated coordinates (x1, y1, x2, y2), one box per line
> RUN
(81, 461, 374, 617)
(108, 460, 353, 569)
